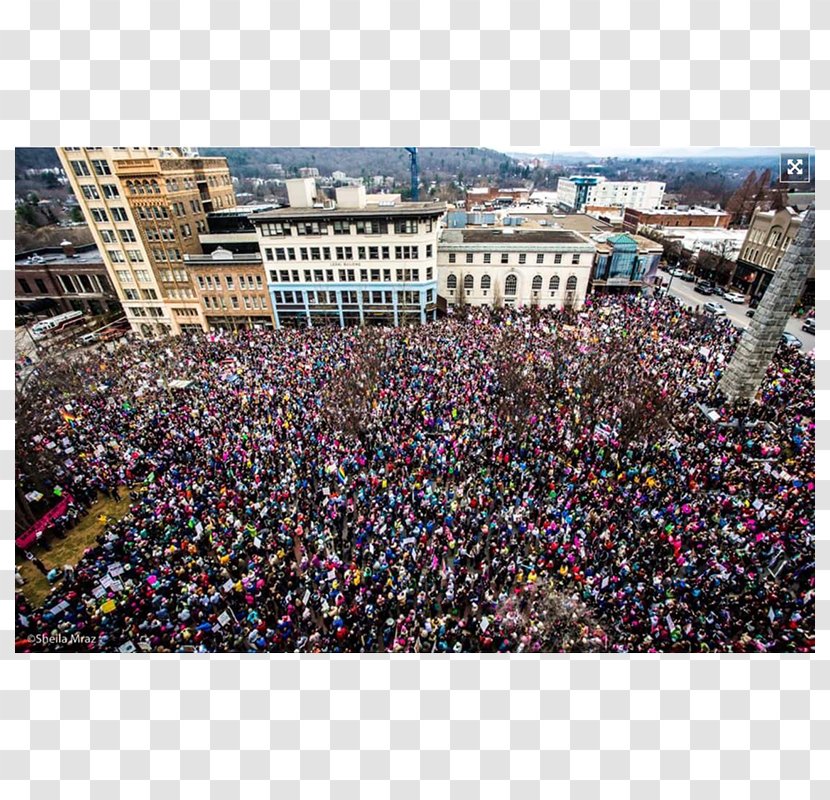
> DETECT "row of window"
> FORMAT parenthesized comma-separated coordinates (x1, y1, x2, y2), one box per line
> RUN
(116, 269, 153, 284)
(129, 306, 165, 318)
(122, 288, 158, 301)
(108, 249, 144, 264)
(742, 247, 783, 270)
(259, 218, 432, 238)
(196, 274, 264, 291)
(273, 289, 434, 305)
(448, 252, 582, 266)
(70, 159, 111, 177)
(80, 183, 120, 200)
(446, 274, 578, 293)
(91, 207, 129, 222)
(264, 244, 433, 262)
(746, 226, 792, 249)
(158, 269, 191, 283)
(203, 295, 269, 311)
(19, 273, 110, 295)
(150, 248, 183, 262)
(268, 267, 432, 284)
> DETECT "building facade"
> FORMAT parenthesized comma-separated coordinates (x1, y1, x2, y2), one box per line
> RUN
(623, 206, 732, 233)
(15, 242, 121, 318)
(437, 229, 595, 310)
(465, 187, 531, 211)
(558, 176, 665, 213)
(732, 206, 812, 307)
(590, 233, 663, 293)
(56, 147, 236, 337)
(254, 180, 444, 328)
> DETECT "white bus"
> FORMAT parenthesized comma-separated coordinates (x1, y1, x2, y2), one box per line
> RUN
(31, 310, 84, 340)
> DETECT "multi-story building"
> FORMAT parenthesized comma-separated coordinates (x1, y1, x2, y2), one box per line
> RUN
(465, 186, 531, 211)
(557, 176, 665, 213)
(15, 241, 121, 318)
(733, 206, 813, 306)
(56, 147, 236, 337)
(184, 206, 277, 330)
(589, 233, 663, 293)
(623, 206, 732, 234)
(437, 228, 595, 310)
(253, 179, 444, 328)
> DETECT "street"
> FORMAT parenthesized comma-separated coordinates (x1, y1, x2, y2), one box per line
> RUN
(656, 268, 815, 351)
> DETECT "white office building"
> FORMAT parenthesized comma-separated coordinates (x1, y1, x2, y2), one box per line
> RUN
(253, 179, 445, 328)
(437, 228, 595, 310)
(557, 176, 665, 213)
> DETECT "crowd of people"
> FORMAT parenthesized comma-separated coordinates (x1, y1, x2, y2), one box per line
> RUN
(15, 294, 815, 652)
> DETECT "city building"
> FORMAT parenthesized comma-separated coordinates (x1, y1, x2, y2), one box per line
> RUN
(253, 179, 444, 328)
(15, 241, 121, 318)
(465, 186, 531, 211)
(557, 176, 665, 213)
(56, 147, 236, 337)
(623, 206, 732, 234)
(437, 227, 595, 310)
(732, 206, 813, 307)
(183, 206, 279, 330)
(589, 233, 663, 293)
(298, 167, 320, 178)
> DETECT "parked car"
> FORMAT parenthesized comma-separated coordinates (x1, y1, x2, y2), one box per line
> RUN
(668, 268, 686, 277)
(780, 332, 803, 349)
(723, 291, 746, 304)
(711, 285, 725, 297)
(680, 272, 697, 283)
(802, 318, 815, 334)
(746, 308, 755, 318)
(695, 283, 714, 295)
(702, 302, 726, 316)
(78, 332, 98, 345)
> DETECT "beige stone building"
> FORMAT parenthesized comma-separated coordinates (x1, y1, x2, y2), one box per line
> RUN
(56, 147, 236, 336)
(733, 206, 813, 307)
(437, 228, 595, 310)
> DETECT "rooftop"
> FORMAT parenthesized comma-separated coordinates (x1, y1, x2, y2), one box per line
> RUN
(451, 229, 589, 245)
(15, 244, 103, 267)
(250, 201, 446, 220)
(208, 204, 281, 217)
(633, 205, 728, 216)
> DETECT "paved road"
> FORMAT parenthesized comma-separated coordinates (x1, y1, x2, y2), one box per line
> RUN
(656, 269, 814, 350)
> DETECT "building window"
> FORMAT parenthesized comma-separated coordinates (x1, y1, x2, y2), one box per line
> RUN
(135, 270, 151, 283)
(260, 222, 290, 236)
(463, 274, 474, 290)
(448, 253, 456, 263)
(483, 253, 491, 264)
(111, 207, 129, 222)
(19, 278, 32, 294)
(226, 275, 234, 289)
(91, 208, 108, 222)
(81, 184, 99, 200)
(500, 253, 509, 264)
(297, 221, 322, 236)
(356, 220, 380, 235)
(124, 288, 139, 300)
(571, 254, 580, 265)
(91, 160, 111, 176)
(332, 220, 350, 235)
(519, 254, 527, 264)
(119, 229, 137, 243)
(466, 253, 474, 264)
(554, 254, 562, 264)
(481, 274, 491, 289)
(394, 219, 418, 234)
(101, 184, 119, 199)
(566, 275, 578, 291)
(369, 247, 379, 260)
(127, 250, 144, 263)
(70, 160, 90, 177)
(115, 270, 132, 284)
(549, 275, 559, 291)
(532, 275, 542, 291)
(108, 250, 126, 263)
(446, 274, 457, 289)
(536, 254, 544, 265)
(505, 274, 517, 296)
(426, 244, 433, 257)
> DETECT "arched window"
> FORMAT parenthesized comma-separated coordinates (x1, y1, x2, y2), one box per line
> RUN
(549, 275, 560, 291)
(481, 274, 491, 289)
(566, 275, 578, 291)
(446, 274, 457, 289)
(532, 275, 542, 291)
(463, 274, 474, 289)
(126, 181, 135, 194)
(150, 179, 160, 194)
(505, 274, 517, 296)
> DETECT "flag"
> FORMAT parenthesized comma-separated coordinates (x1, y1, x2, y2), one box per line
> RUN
(337, 466, 347, 485)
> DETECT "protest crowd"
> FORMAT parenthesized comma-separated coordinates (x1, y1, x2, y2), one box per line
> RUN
(15, 293, 815, 653)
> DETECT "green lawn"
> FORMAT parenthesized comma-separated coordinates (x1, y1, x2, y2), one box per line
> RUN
(16, 494, 132, 609)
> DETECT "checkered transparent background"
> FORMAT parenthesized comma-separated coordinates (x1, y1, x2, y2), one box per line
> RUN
(1, 1, 827, 797)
